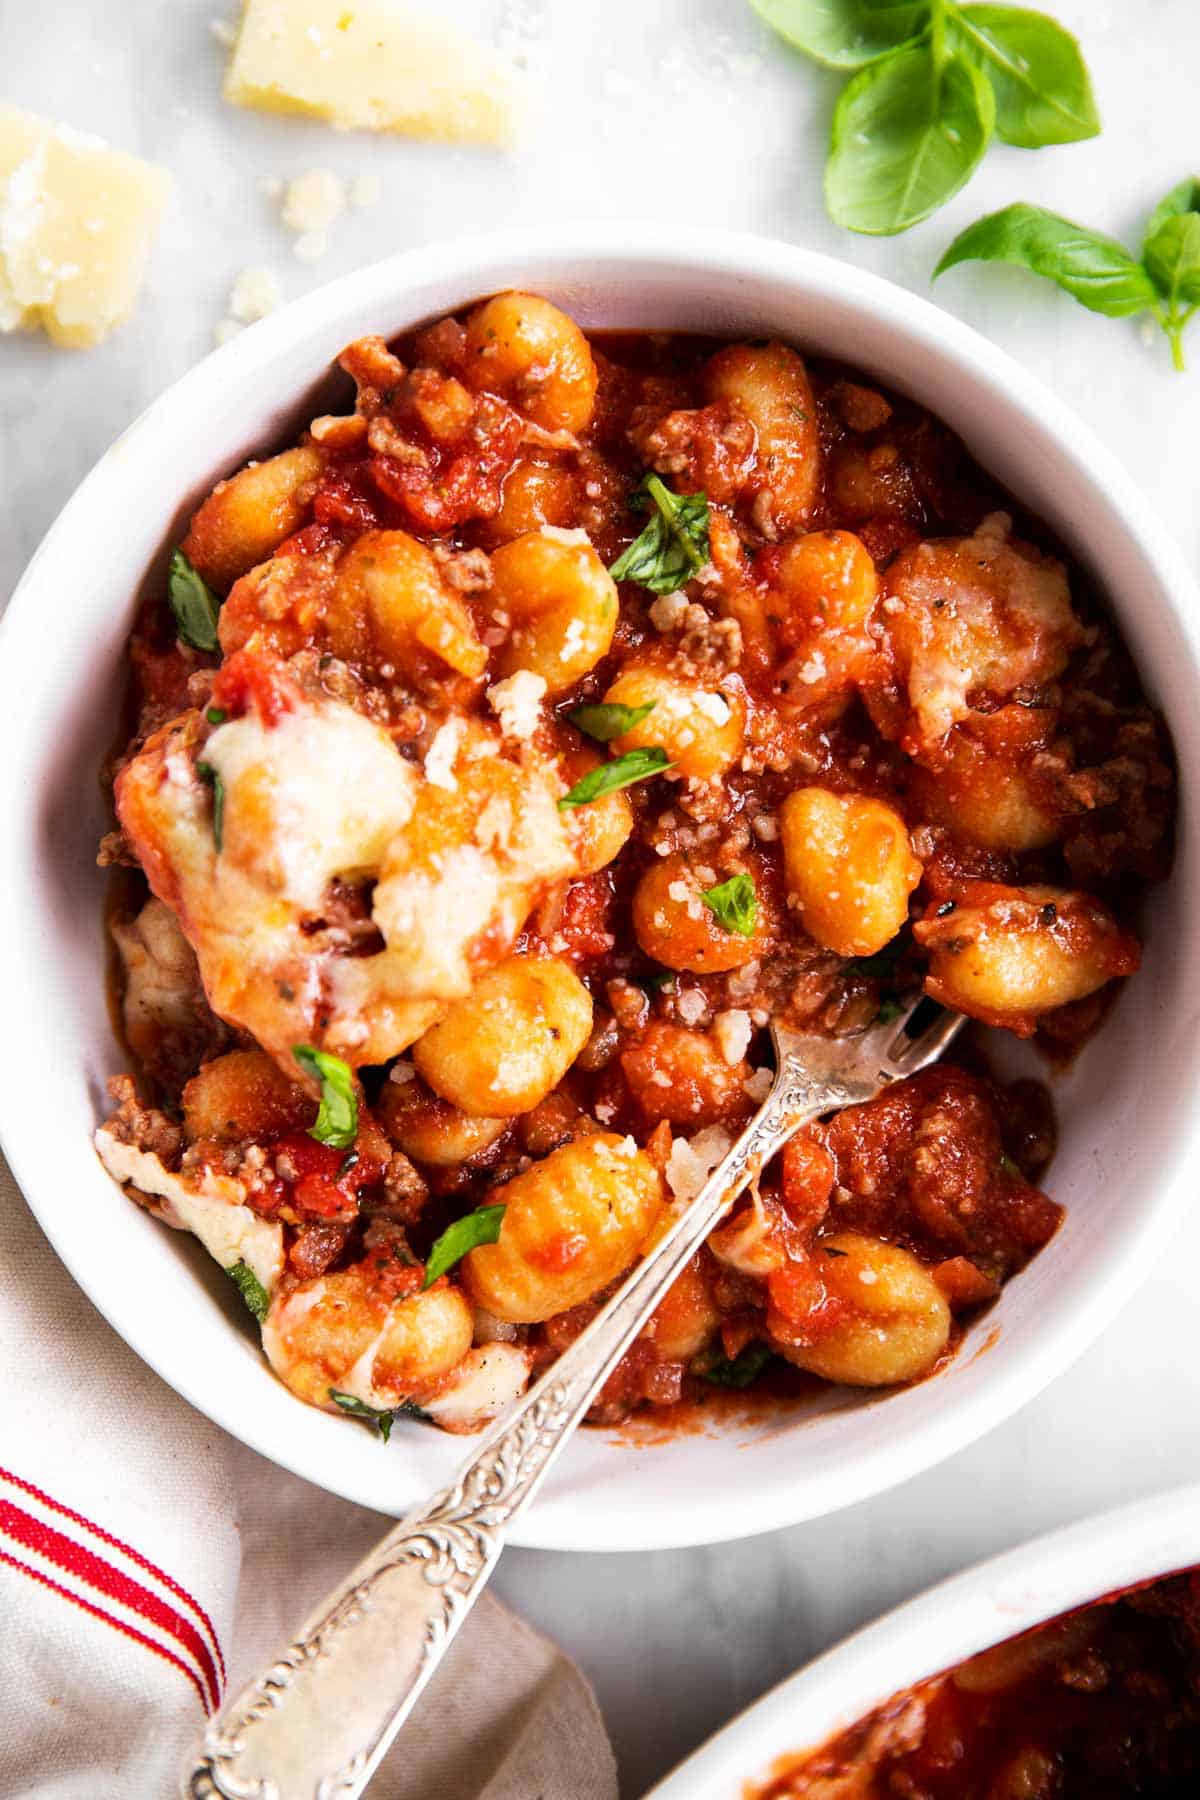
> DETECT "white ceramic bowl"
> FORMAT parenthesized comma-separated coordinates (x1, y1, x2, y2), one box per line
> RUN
(648, 1483, 1200, 1795)
(2, 225, 1198, 1553)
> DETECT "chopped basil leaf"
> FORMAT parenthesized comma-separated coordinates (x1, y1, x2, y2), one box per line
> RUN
(227, 1260, 269, 1323)
(642, 968, 677, 993)
(292, 1046, 358, 1149)
(701, 872, 758, 937)
(558, 747, 673, 809)
(423, 1203, 507, 1289)
(330, 1390, 397, 1442)
(609, 474, 710, 595)
(699, 1342, 775, 1389)
(196, 762, 225, 852)
(168, 549, 221, 653)
(206, 706, 227, 725)
(568, 700, 656, 742)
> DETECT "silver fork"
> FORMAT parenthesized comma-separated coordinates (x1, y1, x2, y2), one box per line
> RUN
(184, 998, 963, 1800)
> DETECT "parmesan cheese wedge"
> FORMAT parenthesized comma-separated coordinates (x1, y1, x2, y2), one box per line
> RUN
(0, 105, 170, 347)
(223, 0, 525, 145)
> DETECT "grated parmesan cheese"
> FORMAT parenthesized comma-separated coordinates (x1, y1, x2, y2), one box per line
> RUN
(713, 1009, 752, 1066)
(664, 1126, 733, 1203)
(486, 668, 546, 740)
(423, 716, 465, 790)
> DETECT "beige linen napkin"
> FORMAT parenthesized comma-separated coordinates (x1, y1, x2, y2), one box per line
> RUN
(0, 1162, 617, 1800)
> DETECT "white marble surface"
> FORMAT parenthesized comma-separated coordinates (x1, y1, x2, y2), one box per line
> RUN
(3, 1, 1200, 1794)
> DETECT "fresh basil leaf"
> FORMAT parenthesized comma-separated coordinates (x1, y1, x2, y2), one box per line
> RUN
(330, 1390, 396, 1441)
(641, 968, 677, 993)
(195, 762, 225, 853)
(569, 700, 656, 742)
(1146, 176, 1200, 243)
(167, 549, 221, 653)
(751, 0, 928, 71)
(935, 203, 1160, 316)
(701, 872, 758, 937)
(227, 1261, 269, 1323)
(826, 44, 994, 236)
(558, 747, 673, 809)
(292, 1046, 358, 1149)
(1143, 213, 1200, 312)
(609, 474, 710, 595)
(699, 1342, 775, 1389)
(950, 6, 1098, 148)
(423, 1204, 507, 1289)
(205, 706, 228, 725)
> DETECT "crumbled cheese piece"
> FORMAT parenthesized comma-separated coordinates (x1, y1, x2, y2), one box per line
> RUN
(539, 525, 591, 547)
(388, 1060, 416, 1085)
(223, 0, 526, 146)
(664, 1126, 733, 1203)
(227, 264, 282, 323)
(713, 1009, 752, 1066)
(486, 668, 546, 740)
(743, 1067, 773, 1103)
(281, 166, 345, 233)
(648, 593, 689, 633)
(423, 716, 464, 790)
(693, 691, 732, 725)
(752, 812, 778, 843)
(676, 987, 706, 1026)
(349, 171, 382, 208)
(292, 229, 330, 262)
(0, 105, 170, 347)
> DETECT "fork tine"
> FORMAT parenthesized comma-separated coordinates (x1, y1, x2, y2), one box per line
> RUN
(880, 1002, 965, 1078)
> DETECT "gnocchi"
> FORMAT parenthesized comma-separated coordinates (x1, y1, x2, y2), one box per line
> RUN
(413, 955, 593, 1117)
(490, 530, 618, 691)
(782, 1233, 951, 1387)
(602, 661, 745, 782)
(462, 1134, 664, 1323)
(780, 787, 921, 959)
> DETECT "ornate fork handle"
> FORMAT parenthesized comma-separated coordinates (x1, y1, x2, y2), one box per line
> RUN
(185, 1059, 842, 1800)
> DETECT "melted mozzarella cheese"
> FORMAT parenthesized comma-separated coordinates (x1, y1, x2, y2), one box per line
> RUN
(94, 1128, 284, 1293)
(422, 1345, 532, 1433)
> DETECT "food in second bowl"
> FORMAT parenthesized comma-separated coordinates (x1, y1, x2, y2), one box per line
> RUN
(94, 291, 1173, 1436)
(753, 1564, 1200, 1797)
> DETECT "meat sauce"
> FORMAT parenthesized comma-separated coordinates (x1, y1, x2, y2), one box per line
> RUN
(95, 293, 1173, 1434)
(754, 1566, 1200, 1798)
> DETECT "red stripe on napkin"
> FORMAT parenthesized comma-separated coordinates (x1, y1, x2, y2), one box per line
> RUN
(0, 1547, 211, 1713)
(0, 1462, 225, 1682)
(0, 1497, 221, 1710)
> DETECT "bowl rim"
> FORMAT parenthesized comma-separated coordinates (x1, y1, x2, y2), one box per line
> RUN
(2, 221, 1198, 1551)
(646, 1481, 1200, 1796)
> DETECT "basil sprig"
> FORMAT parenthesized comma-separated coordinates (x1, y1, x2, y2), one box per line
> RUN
(329, 1390, 429, 1440)
(701, 873, 758, 937)
(936, 178, 1200, 370)
(609, 474, 710, 594)
(227, 1261, 269, 1323)
(558, 747, 673, 809)
(292, 1046, 358, 1149)
(196, 762, 225, 852)
(423, 1204, 506, 1289)
(168, 549, 221, 652)
(753, 0, 1099, 236)
(569, 700, 656, 742)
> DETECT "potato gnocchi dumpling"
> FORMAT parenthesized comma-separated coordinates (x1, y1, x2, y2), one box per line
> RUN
(97, 295, 1171, 1437)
